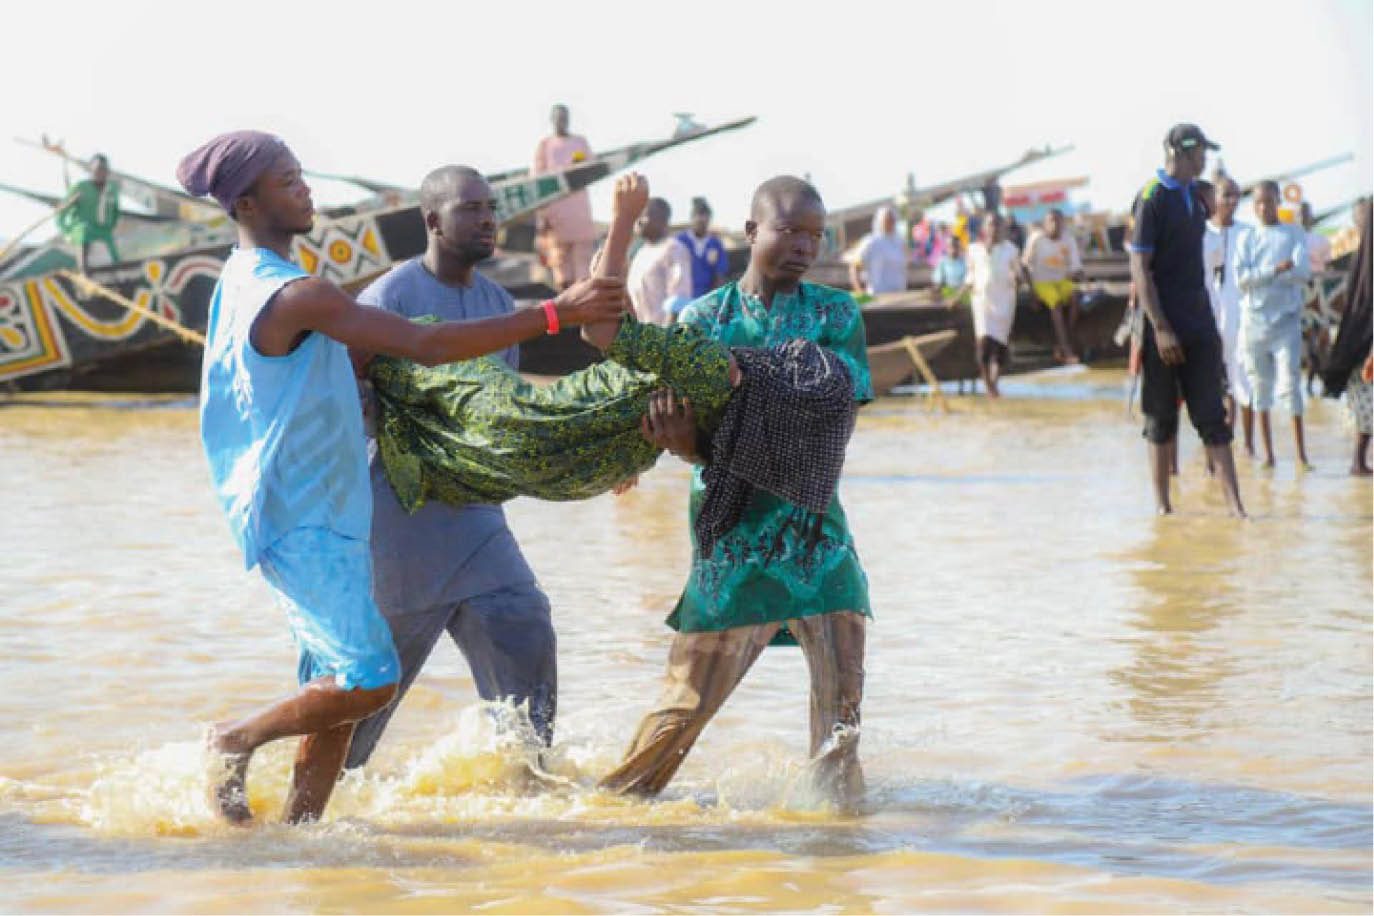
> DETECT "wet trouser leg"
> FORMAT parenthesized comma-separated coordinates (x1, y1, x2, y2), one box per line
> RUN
(792, 611, 867, 802)
(448, 583, 557, 747)
(598, 621, 779, 796)
(599, 610, 866, 801)
(343, 582, 556, 768)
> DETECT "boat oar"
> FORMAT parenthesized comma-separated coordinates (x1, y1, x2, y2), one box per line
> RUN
(55, 269, 207, 346)
(0, 195, 78, 265)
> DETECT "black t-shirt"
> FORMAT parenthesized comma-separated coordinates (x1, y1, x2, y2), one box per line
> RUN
(1130, 171, 1213, 342)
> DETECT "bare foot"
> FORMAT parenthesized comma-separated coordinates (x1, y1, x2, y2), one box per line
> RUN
(1351, 465, 1373, 477)
(205, 724, 254, 826)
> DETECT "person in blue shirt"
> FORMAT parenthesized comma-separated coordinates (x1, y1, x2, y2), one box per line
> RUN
(1235, 180, 1312, 469)
(932, 235, 968, 303)
(676, 196, 730, 300)
(343, 166, 561, 774)
(176, 131, 627, 827)
(1128, 124, 1246, 517)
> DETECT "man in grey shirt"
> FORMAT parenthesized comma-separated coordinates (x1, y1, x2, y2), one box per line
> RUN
(345, 165, 557, 769)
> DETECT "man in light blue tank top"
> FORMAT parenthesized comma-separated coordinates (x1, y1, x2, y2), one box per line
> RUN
(344, 166, 557, 770)
(177, 131, 628, 826)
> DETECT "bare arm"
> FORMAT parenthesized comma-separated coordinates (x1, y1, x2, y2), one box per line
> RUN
(258, 273, 626, 367)
(580, 173, 648, 350)
(849, 261, 864, 294)
(1128, 249, 1183, 365)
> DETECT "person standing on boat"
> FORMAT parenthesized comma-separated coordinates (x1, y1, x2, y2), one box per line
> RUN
(599, 175, 872, 807)
(177, 131, 627, 827)
(1022, 208, 1084, 364)
(960, 211, 1019, 398)
(533, 104, 598, 291)
(847, 206, 907, 297)
(1202, 176, 1255, 455)
(343, 166, 562, 773)
(677, 197, 730, 298)
(1127, 123, 1246, 515)
(57, 153, 120, 273)
(627, 197, 693, 326)
(1234, 180, 1312, 469)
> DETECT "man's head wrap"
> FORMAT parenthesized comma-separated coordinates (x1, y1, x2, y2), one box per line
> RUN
(176, 131, 290, 213)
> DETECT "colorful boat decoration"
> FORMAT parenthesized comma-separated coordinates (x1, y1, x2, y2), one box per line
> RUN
(0, 117, 757, 390)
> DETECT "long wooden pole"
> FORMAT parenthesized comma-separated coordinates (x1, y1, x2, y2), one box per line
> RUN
(55, 269, 207, 346)
(0, 196, 77, 264)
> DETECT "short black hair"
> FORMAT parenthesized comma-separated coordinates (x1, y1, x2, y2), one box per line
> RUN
(91, 153, 109, 167)
(647, 197, 671, 220)
(691, 196, 711, 216)
(420, 164, 485, 213)
(749, 175, 824, 220)
(1256, 179, 1281, 199)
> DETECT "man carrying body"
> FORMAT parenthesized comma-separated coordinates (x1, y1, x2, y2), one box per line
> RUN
(344, 166, 559, 774)
(627, 197, 692, 326)
(1022, 208, 1084, 363)
(533, 104, 598, 291)
(1202, 176, 1255, 454)
(677, 196, 729, 299)
(1235, 180, 1312, 469)
(599, 175, 872, 807)
(1127, 124, 1246, 516)
(57, 153, 120, 273)
(178, 131, 626, 826)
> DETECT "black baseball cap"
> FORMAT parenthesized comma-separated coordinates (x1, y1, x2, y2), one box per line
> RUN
(1165, 123, 1220, 151)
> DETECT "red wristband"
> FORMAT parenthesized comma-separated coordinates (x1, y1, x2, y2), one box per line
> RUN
(541, 299, 560, 335)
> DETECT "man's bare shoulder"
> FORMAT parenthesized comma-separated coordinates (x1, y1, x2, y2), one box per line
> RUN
(271, 274, 348, 317)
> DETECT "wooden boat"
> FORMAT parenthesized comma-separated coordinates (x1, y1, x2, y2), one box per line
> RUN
(868, 330, 958, 396)
(0, 118, 756, 392)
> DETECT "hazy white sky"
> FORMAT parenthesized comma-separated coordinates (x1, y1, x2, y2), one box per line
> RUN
(1, 0, 1369, 240)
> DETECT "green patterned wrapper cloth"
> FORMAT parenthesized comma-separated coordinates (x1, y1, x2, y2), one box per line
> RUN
(369, 318, 733, 511)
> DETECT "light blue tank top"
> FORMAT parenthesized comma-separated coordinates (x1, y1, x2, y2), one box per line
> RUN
(200, 247, 371, 569)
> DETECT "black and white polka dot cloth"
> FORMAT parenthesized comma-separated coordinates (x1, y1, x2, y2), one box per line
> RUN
(696, 338, 857, 561)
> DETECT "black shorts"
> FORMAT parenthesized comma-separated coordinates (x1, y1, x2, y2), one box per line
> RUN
(976, 336, 1008, 369)
(1140, 322, 1232, 445)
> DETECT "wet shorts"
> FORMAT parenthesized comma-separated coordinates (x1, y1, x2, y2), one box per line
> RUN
(1139, 322, 1232, 446)
(259, 527, 400, 690)
(1033, 279, 1076, 309)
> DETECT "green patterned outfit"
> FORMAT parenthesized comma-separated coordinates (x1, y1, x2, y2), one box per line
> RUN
(369, 319, 733, 511)
(56, 179, 120, 260)
(673, 282, 873, 640)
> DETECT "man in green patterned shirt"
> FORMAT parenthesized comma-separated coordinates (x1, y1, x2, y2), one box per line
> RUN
(56, 153, 121, 273)
(599, 176, 871, 807)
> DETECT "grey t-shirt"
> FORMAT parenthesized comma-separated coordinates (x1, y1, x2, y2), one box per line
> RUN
(360, 258, 536, 612)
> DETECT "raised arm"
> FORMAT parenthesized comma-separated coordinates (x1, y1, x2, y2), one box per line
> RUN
(581, 173, 649, 350)
(259, 272, 627, 366)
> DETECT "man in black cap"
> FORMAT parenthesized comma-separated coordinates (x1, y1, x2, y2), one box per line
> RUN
(1128, 124, 1246, 516)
